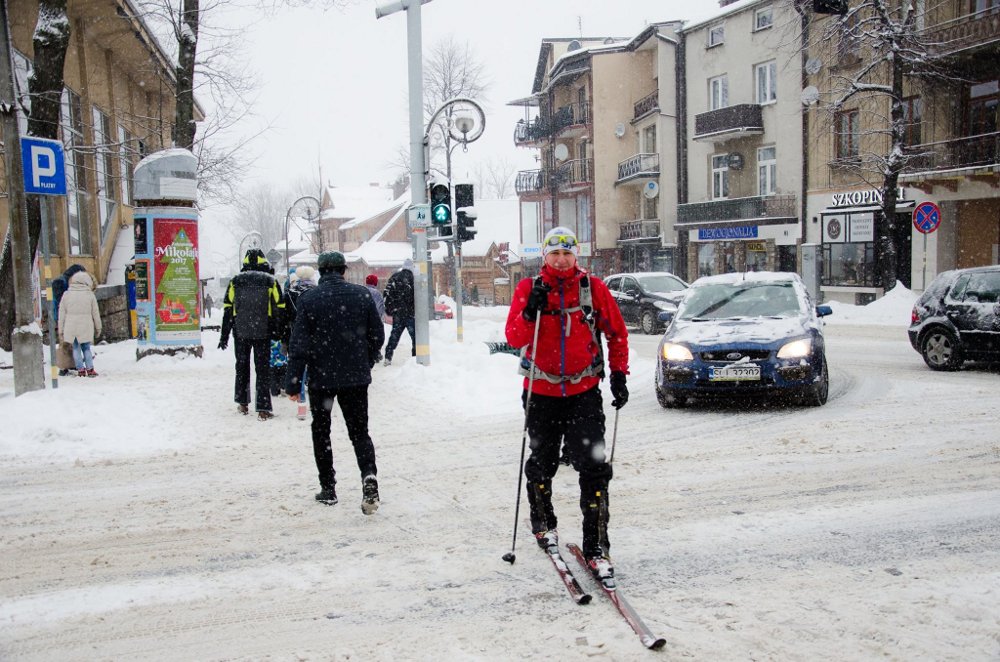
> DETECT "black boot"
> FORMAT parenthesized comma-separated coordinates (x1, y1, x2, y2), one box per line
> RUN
(526, 480, 557, 534)
(361, 475, 379, 515)
(315, 486, 338, 505)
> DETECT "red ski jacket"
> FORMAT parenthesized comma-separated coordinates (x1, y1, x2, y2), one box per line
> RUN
(506, 264, 629, 397)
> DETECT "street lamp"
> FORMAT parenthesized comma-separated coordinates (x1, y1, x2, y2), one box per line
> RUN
(424, 97, 486, 343)
(238, 230, 263, 266)
(284, 196, 321, 278)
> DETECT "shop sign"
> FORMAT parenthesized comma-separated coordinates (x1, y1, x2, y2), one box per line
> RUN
(830, 187, 906, 208)
(746, 241, 766, 252)
(849, 214, 874, 242)
(823, 214, 846, 243)
(698, 226, 758, 240)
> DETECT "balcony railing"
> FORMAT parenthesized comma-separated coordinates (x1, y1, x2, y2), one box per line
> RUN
(551, 101, 591, 134)
(677, 194, 797, 224)
(617, 153, 659, 181)
(618, 219, 661, 241)
(514, 118, 548, 146)
(634, 90, 659, 120)
(515, 169, 547, 195)
(923, 7, 1000, 56)
(903, 132, 1000, 173)
(694, 104, 764, 142)
(553, 158, 592, 189)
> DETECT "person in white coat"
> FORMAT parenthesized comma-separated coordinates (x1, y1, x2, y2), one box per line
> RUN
(58, 270, 102, 377)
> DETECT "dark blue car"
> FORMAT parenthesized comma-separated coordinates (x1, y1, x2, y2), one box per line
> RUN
(655, 272, 833, 408)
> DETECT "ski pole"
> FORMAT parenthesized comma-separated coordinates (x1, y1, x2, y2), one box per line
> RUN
(502, 307, 542, 565)
(608, 406, 620, 465)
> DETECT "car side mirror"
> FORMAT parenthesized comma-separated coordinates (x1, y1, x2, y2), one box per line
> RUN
(816, 304, 833, 317)
(657, 310, 674, 324)
(625, 288, 639, 300)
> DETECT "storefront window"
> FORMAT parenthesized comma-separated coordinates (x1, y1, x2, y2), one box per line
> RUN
(698, 243, 716, 277)
(822, 242, 877, 287)
(746, 248, 768, 271)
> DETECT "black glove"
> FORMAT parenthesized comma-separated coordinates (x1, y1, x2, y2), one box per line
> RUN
(218, 337, 228, 350)
(522, 280, 551, 321)
(610, 371, 628, 409)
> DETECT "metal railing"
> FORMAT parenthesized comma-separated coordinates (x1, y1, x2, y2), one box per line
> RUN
(513, 118, 548, 145)
(903, 132, 1000, 172)
(677, 194, 797, 224)
(634, 90, 658, 119)
(694, 104, 764, 140)
(617, 153, 659, 181)
(553, 158, 592, 189)
(618, 219, 661, 241)
(922, 6, 1000, 56)
(551, 101, 591, 134)
(515, 169, 547, 195)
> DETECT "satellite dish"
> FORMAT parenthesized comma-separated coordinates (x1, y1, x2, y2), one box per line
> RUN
(553, 143, 569, 161)
(800, 86, 820, 106)
(643, 181, 660, 199)
(567, 40, 582, 52)
(614, 122, 626, 138)
(805, 58, 823, 75)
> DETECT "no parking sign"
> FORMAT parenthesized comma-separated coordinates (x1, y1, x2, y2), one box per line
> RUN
(912, 201, 941, 234)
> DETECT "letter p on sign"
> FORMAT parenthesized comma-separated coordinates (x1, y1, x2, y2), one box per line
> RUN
(21, 137, 67, 195)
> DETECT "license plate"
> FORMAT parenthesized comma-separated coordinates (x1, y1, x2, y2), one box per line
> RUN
(709, 365, 761, 381)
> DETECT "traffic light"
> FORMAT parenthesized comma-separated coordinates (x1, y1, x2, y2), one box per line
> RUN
(454, 183, 476, 243)
(457, 209, 477, 243)
(429, 183, 451, 224)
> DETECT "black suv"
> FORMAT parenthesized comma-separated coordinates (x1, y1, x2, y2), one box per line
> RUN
(908, 265, 1000, 370)
(604, 272, 688, 334)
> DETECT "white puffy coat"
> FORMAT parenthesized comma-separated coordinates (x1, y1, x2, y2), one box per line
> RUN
(58, 271, 102, 344)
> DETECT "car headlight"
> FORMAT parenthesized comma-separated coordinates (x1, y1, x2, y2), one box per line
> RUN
(661, 342, 694, 361)
(777, 338, 812, 359)
(653, 300, 676, 311)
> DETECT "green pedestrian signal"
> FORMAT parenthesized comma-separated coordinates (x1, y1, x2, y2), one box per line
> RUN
(429, 183, 451, 224)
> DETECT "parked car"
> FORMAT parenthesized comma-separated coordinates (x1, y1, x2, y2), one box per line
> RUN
(908, 265, 1000, 370)
(434, 302, 454, 320)
(604, 272, 689, 334)
(654, 272, 832, 408)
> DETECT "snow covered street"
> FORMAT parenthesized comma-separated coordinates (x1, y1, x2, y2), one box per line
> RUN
(1, 298, 999, 661)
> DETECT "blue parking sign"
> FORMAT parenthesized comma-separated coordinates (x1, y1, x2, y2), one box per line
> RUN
(21, 137, 67, 195)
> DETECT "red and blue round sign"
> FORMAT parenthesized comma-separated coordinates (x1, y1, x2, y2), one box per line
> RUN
(912, 201, 941, 234)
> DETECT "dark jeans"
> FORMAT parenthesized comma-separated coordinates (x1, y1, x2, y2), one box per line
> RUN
(308, 384, 377, 491)
(384, 315, 415, 361)
(523, 387, 612, 557)
(234, 337, 272, 412)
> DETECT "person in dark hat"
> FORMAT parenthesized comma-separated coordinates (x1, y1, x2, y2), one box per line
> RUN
(286, 251, 385, 513)
(219, 248, 285, 420)
(382, 258, 416, 365)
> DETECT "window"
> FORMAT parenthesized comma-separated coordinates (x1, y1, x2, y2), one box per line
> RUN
(576, 195, 592, 243)
(61, 88, 91, 255)
(642, 190, 657, 219)
(708, 24, 725, 47)
(838, 12, 860, 59)
(902, 96, 922, 146)
(967, 80, 999, 135)
(970, 0, 1000, 15)
(822, 242, 877, 287)
(712, 154, 729, 199)
(698, 243, 717, 277)
(118, 126, 137, 206)
(92, 107, 118, 240)
(709, 75, 729, 110)
(755, 61, 777, 104)
(758, 146, 777, 196)
(642, 124, 656, 153)
(754, 6, 773, 30)
(835, 109, 860, 160)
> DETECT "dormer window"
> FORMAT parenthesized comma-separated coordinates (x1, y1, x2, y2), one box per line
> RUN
(708, 24, 725, 47)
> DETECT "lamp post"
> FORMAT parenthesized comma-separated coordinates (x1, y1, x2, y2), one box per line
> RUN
(238, 230, 263, 266)
(284, 196, 321, 278)
(424, 97, 485, 343)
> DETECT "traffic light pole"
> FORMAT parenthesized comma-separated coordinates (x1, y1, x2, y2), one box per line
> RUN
(376, 0, 432, 366)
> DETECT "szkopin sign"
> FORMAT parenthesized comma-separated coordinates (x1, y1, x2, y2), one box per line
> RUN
(830, 188, 906, 208)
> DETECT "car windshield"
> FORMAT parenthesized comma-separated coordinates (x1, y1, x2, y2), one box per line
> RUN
(635, 274, 686, 292)
(678, 281, 802, 320)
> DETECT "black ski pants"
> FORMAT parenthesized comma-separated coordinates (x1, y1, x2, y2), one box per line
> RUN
(308, 384, 378, 491)
(522, 386, 613, 558)
(234, 337, 272, 413)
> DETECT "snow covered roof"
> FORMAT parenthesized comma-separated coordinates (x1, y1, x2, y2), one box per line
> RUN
(682, 0, 767, 32)
(322, 184, 398, 221)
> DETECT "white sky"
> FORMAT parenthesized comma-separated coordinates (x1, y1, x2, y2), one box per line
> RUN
(200, 0, 725, 261)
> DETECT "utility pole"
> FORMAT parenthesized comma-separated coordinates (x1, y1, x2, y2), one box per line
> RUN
(376, 0, 432, 366)
(1, 2, 44, 395)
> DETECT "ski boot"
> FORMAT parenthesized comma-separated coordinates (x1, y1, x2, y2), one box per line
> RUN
(586, 553, 615, 589)
(534, 529, 559, 552)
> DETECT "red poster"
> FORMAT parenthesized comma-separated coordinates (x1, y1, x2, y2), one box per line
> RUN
(153, 218, 200, 337)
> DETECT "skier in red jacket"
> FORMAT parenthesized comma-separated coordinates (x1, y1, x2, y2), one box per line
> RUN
(505, 226, 629, 584)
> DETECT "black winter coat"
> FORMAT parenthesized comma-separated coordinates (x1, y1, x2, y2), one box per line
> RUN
(383, 268, 415, 318)
(281, 278, 316, 343)
(286, 273, 385, 392)
(221, 269, 284, 341)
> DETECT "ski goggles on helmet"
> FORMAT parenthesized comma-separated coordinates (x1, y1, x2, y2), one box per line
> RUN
(544, 234, 578, 250)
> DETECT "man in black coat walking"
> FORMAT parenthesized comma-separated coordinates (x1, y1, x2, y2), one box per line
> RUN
(219, 249, 285, 420)
(382, 258, 416, 365)
(286, 251, 385, 513)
